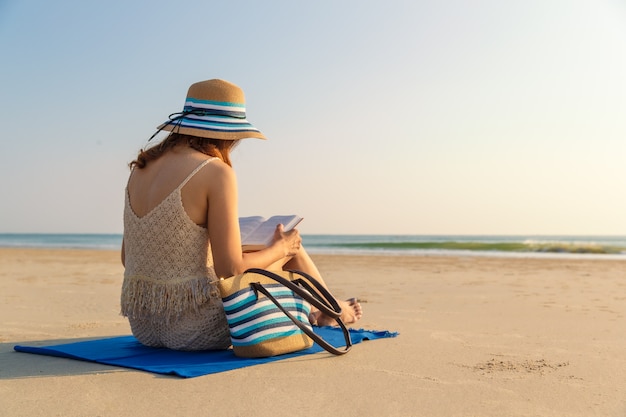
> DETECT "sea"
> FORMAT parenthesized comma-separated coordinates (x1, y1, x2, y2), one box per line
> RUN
(1, 233, 625, 260)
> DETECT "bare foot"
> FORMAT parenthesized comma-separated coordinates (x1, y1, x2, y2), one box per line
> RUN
(309, 298, 362, 327)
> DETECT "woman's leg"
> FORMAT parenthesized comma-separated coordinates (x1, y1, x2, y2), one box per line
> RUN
(282, 247, 362, 326)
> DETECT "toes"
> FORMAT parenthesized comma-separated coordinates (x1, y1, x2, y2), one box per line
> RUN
(308, 312, 319, 326)
(348, 298, 363, 320)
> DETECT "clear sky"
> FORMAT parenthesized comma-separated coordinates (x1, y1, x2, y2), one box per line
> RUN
(1, 0, 625, 235)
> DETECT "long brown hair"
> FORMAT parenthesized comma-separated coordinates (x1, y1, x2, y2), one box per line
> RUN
(129, 133, 240, 169)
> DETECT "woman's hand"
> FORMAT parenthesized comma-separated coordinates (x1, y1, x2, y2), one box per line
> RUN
(272, 224, 302, 257)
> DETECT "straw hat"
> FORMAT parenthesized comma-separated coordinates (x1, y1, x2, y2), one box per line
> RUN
(155, 79, 266, 141)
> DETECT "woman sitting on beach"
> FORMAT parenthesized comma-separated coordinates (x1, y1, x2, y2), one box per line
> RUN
(120, 79, 362, 351)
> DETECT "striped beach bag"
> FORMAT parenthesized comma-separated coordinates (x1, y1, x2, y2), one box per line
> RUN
(217, 268, 352, 358)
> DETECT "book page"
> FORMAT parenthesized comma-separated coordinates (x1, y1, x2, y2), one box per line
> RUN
(238, 216, 265, 242)
(240, 215, 303, 248)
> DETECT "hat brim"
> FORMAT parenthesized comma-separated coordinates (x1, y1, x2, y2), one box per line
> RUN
(157, 121, 266, 141)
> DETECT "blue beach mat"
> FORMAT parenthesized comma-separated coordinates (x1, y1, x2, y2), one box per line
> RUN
(14, 327, 397, 378)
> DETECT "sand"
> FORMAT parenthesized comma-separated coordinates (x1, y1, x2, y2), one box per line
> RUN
(0, 248, 624, 417)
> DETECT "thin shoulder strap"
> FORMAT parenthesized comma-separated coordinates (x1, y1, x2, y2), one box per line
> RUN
(178, 158, 217, 189)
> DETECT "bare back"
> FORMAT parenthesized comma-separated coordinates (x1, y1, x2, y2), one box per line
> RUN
(127, 147, 217, 228)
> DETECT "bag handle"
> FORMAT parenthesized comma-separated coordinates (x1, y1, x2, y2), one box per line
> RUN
(245, 269, 352, 355)
(252, 283, 352, 355)
(245, 268, 342, 318)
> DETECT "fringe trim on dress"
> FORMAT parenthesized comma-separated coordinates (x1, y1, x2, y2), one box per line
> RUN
(121, 274, 221, 322)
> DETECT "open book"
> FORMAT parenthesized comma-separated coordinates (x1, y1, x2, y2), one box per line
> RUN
(239, 215, 303, 252)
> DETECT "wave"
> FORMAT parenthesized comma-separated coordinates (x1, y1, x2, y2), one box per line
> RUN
(310, 239, 626, 255)
(1, 234, 625, 257)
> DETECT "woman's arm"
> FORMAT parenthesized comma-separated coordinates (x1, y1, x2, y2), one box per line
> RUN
(207, 161, 301, 278)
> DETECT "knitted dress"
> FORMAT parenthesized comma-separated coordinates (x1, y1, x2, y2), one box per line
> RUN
(120, 158, 231, 350)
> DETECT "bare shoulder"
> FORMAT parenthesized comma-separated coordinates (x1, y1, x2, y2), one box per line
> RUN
(203, 157, 234, 178)
(195, 157, 237, 190)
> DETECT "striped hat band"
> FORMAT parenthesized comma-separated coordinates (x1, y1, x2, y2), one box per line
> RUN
(154, 79, 266, 141)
